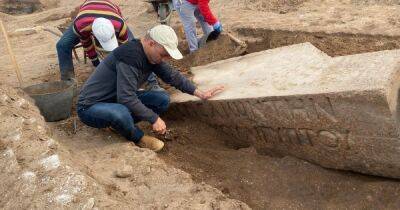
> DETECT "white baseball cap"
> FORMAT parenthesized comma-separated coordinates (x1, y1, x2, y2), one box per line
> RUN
(92, 17, 118, 51)
(149, 25, 183, 60)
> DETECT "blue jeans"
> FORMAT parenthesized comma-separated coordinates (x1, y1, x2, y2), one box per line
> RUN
(77, 90, 170, 143)
(56, 24, 80, 80)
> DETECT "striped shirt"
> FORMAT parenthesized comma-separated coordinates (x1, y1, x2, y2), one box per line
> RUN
(73, 0, 128, 62)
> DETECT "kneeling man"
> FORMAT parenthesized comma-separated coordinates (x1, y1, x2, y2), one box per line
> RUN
(77, 25, 223, 152)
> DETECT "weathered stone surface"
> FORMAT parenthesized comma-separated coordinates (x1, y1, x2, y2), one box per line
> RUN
(170, 43, 400, 178)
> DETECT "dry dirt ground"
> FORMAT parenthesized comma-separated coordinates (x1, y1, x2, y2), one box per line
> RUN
(2, 0, 400, 209)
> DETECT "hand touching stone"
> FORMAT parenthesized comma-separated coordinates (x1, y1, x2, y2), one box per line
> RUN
(194, 85, 224, 100)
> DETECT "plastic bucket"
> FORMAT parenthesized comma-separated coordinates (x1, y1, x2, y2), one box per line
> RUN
(23, 81, 75, 122)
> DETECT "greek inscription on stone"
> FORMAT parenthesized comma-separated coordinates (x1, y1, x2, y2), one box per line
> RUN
(288, 98, 312, 122)
(250, 97, 338, 126)
(312, 97, 338, 123)
(272, 100, 293, 121)
(297, 129, 313, 146)
(278, 128, 298, 145)
(317, 131, 338, 147)
(254, 126, 347, 149)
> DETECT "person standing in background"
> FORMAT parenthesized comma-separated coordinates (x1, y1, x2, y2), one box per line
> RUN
(173, 0, 222, 53)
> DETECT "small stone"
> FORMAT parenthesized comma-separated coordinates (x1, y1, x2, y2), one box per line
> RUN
(8, 130, 21, 142)
(21, 171, 36, 182)
(40, 154, 60, 171)
(55, 194, 73, 205)
(23, 117, 36, 125)
(142, 166, 151, 175)
(115, 165, 133, 178)
(0, 94, 11, 105)
(47, 138, 58, 149)
(3, 148, 14, 158)
(37, 125, 46, 134)
(82, 198, 95, 210)
(15, 99, 29, 109)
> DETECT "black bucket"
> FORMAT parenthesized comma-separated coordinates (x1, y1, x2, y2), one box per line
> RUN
(23, 81, 75, 122)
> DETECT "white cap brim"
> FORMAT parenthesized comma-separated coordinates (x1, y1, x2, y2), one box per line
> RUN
(164, 46, 183, 60)
(99, 35, 118, 51)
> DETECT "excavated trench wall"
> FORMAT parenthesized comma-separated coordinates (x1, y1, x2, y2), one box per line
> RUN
(236, 27, 400, 56)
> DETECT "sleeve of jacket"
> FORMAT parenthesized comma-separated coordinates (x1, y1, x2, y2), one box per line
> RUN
(117, 21, 129, 44)
(153, 62, 196, 95)
(116, 61, 159, 124)
(73, 22, 99, 62)
(197, 0, 218, 25)
(80, 32, 98, 62)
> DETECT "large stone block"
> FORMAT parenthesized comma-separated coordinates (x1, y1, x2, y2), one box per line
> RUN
(170, 43, 400, 178)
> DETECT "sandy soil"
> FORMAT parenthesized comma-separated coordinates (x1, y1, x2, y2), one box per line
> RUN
(1, 0, 400, 209)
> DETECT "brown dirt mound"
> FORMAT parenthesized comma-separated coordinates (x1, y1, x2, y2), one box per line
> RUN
(0, 85, 250, 209)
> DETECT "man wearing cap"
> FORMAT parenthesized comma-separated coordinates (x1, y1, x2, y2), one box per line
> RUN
(173, 0, 222, 52)
(77, 25, 223, 152)
(56, 0, 161, 90)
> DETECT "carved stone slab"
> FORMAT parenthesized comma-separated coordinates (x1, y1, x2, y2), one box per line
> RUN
(169, 43, 400, 178)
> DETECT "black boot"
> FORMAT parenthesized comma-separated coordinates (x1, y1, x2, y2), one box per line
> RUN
(60, 69, 75, 81)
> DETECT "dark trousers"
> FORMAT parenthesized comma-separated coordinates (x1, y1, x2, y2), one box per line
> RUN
(77, 91, 170, 143)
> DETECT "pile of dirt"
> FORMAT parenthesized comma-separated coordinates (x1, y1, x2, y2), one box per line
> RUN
(0, 85, 249, 209)
(0, 85, 103, 209)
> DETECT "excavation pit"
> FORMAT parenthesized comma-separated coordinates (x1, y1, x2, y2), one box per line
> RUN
(3, 25, 400, 209)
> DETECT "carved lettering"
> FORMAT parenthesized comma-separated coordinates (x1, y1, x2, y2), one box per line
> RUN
(212, 101, 227, 117)
(249, 97, 338, 127)
(312, 97, 338, 123)
(318, 130, 339, 147)
(235, 101, 247, 117)
(227, 101, 240, 117)
(255, 126, 267, 143)
(221, 101, 235, 120)
(253, 127, 347, 149)
(297, 129, 313, 146)
(262, 127, 280, 144)
(242, 100, 257, 122)
(288, 98, 312, 122)
(278, 128, 298, 144)
(273, 100, 293, 121)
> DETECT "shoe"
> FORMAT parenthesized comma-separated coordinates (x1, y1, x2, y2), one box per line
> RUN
(137, 136, 164, 152)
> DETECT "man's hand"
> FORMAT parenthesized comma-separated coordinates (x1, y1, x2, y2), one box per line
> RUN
(194, 85, 224, 100)
(152, 117, 167, 134)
